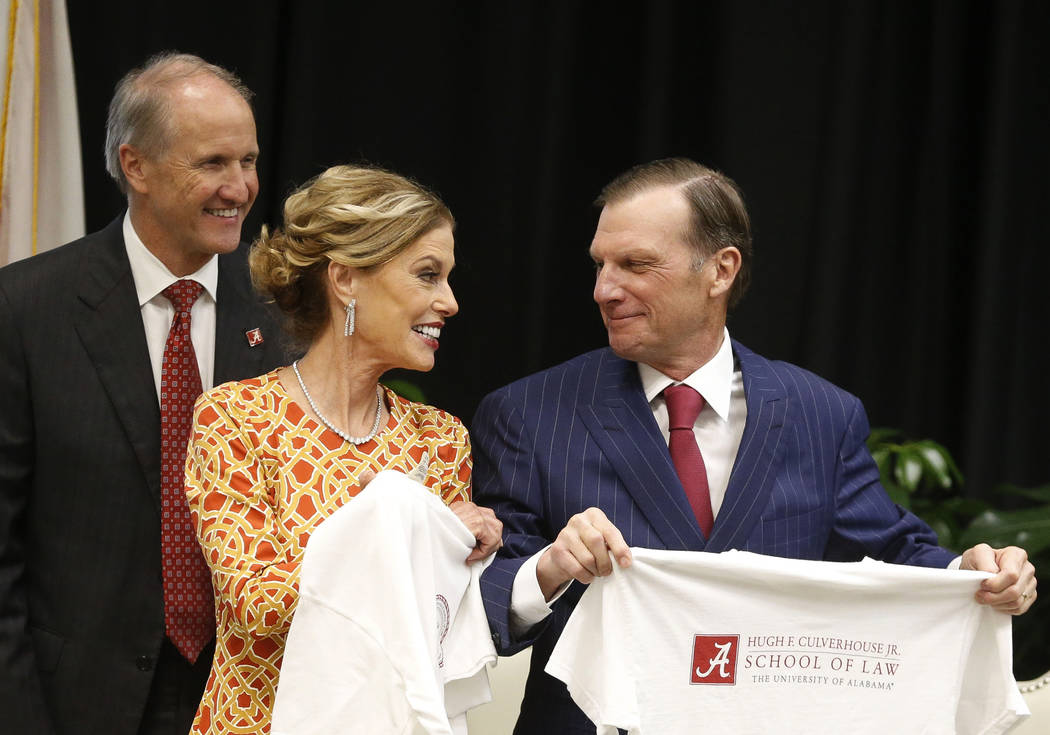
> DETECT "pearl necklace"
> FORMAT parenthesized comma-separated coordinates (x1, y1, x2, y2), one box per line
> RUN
(292, 360, 383, 445)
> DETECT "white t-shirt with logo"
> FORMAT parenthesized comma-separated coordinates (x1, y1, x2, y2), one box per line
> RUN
(546, 548, 1028, 735)
(272, 471, 496, 735)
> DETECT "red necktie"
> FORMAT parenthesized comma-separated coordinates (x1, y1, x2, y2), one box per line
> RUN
(664, 384, 714, 537)
(159, 279, 214, 662)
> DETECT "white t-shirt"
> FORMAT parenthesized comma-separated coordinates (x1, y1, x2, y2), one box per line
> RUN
(546, 548, 1028, 735)
(272, 471, 496, 735)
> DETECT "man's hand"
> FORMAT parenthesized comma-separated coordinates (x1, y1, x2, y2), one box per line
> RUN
(449, 501, 503, 563)
(536, 507, 632, 601)
(960, 543, 1037, 615)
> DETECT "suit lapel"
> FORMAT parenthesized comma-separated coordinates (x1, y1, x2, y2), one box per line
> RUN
(213, 249, 270, 386)
(73, 218, 162, 508)
(707, 340, 788, 551)
(579, 351, 708, 551)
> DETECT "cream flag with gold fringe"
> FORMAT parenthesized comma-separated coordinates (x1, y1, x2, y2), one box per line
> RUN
(0, 0, 84, 266)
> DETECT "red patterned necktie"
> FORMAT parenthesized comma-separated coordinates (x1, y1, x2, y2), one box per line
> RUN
(664, 384, 714, 537)
(160, 279, 214, 662)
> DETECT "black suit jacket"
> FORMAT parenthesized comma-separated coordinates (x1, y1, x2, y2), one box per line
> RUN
(0, 217, 288, 734)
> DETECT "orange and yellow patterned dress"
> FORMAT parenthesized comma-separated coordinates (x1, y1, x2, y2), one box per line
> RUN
(184, 369, 471, 734)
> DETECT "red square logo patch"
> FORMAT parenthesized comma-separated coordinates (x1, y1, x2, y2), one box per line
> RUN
(691, 634, 738, 685)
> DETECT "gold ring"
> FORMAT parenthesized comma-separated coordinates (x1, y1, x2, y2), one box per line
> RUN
(1021, 592, 1030, 602)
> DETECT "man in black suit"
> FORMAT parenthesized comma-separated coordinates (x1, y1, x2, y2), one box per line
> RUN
(0, 53, 287, 734)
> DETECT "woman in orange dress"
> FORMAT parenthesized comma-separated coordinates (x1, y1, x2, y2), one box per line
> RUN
(184, 164, 501, 734)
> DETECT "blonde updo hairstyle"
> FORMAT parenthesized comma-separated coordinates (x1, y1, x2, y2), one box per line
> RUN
(251, 164, 454, 347)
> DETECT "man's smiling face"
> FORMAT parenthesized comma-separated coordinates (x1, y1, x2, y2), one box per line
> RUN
(590, 186, 718, 376)
(130, 73, 259, 273)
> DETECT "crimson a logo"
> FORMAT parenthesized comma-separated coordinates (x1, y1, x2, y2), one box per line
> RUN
(691, 634, 739, 685)
(244, 327, 264, 347)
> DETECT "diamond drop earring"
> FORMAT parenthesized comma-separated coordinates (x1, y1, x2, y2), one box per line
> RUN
(344, 298, 356, 337)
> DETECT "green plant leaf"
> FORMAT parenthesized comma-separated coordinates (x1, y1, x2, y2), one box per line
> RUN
(884, 480, 910, 509)
(915, 502, 959, 542)
(914, 440, 962, 489)
(867, 427, 902, 448)
(871, 447, 892, 481)
(959, 507, 1050, 555)
(940, 445, 965, 485)
(936, 496, 992, 519)
(383, 379, 428, 403)
(993, 483, 1050, 504)
(893, 450, 924, 492)
(926, 518, 957, 551)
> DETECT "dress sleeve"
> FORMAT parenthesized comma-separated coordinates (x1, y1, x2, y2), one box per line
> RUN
(435, 416, 472, 505)
(185, 389, 301, 637)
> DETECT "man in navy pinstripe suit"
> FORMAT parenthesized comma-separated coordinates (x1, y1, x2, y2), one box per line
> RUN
(471, 158, 1037, 734)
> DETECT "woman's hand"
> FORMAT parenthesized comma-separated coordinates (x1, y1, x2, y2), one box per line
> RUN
(449, 501, 503, 563)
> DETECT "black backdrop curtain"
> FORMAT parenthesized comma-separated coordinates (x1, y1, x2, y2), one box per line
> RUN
(67, 0, 1048, 496)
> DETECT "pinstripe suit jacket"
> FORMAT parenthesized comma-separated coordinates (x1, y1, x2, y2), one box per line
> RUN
(472, 342, 954, 734)
(0, 217, 287, 735)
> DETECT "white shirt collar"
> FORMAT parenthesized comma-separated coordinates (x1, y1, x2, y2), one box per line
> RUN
(123, 211, 218, 306)
(638, 327, 736, 421)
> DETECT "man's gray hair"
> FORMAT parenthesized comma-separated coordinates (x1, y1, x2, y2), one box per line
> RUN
(104, 52, 254, 193)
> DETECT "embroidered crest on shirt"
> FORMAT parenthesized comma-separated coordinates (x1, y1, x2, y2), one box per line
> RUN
(435, 593, 450, 668)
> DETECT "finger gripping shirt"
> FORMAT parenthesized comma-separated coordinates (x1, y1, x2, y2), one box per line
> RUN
(546, 549, 1028, 735)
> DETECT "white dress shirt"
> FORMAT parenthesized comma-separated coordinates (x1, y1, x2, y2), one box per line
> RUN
(509, 329, 746, 630)
(123, 212, 218, 403)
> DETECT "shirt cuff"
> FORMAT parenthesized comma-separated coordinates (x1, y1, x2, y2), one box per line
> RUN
(509, 545, 573, 636)
(947, 555, 962, 570)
